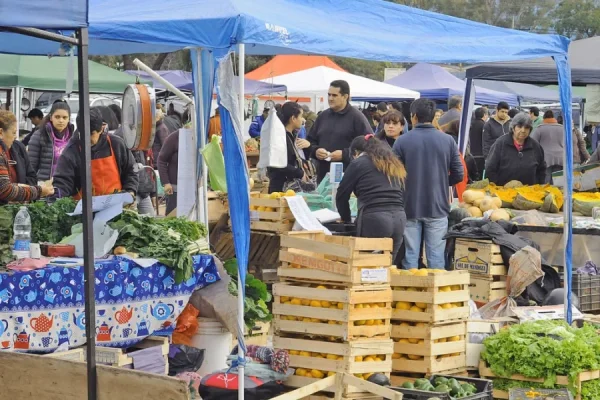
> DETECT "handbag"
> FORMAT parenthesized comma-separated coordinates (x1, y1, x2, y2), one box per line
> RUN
(283, 135, 316, 193)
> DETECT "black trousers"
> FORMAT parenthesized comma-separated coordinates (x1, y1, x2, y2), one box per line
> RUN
(357, 209, 407, 266)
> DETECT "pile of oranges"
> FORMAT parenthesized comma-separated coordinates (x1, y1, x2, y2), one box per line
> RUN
(292, 353, 386, 380)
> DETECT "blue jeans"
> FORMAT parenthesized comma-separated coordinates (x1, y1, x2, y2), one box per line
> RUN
(402, 217, 448, 269)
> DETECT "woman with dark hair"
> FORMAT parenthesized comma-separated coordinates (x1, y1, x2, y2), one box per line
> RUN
(486, 112, 546, 186)
(28, 101, 74, 181)
(336, 134, 407, 262)
(0, 110, 53, 203)
(267, 102, 312, 193)
(376, 110, 405, 147)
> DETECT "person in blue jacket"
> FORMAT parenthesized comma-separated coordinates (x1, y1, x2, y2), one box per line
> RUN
(249, 107, 270, 138)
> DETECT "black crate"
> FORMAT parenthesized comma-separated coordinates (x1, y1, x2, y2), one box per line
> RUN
(572, 274, 600, 312)
(390, 375, 493, 400)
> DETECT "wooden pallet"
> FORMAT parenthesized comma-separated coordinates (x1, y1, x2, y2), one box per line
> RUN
(391, 271, 470, 323)
(43, 348, 85, 362)
(278, 231, 392, 286)
(454, 239, 508, 276)
(231, 321, 271, 349)
(249, 192, 295, 233)
(85, 336, 170, 374)
(275, 336, 393, 395)
(466, 320, 499, 369)
(273, 282, 392, 340)
(207, 191, 229, 225)
(391, 321, 466, 374)
(470, 276, 508, 304)
(479, 360, 599, 400)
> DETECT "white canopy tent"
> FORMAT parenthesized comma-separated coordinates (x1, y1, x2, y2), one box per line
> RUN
(260, 65, 419, 110)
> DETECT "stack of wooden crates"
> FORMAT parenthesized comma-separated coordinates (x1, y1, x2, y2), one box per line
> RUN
(453, 239, 508, 306)
(389, 269, 471, 382)
(272, 231, 395, 398)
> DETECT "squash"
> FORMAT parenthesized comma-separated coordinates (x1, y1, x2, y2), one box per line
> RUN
(573, 192, 600, 216)
(473, 198, 484, 208)
(540, 193, 560, 213)
(504, 180, 524, 189)
(490, 209, 511, 222)
(490, 196, 502, 209)
(544, 185, 564, 210)
(466, 179, 489, 189)
(458, 202, 470, 209)
(480, 196, 499, 212)
(512, 192, 544, 210)
(462, 190, 485, 204)
(467, 206, 483, 217)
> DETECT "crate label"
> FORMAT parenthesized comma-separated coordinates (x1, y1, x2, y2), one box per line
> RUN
(361, 268, 387, 283)
(286, 253, 349, 275)
(455, 255, 489, 274)
(250, 211, 260, 221)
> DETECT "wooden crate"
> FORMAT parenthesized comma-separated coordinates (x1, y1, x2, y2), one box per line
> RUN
(87, 336, 170, 374)
(278, 231, 392, 286)
(470, 276, 508, 304)
(207, 191, 229, 224)
(232, 321, 271, 349)
(43, 348, 85, 362)
(249, 192, 295, 233)
(454, 239, 508, 276)
(479, 360, 600, 400)
(274, 336, 393, 395)
(273, 282, 392, 340)
(466, 320, 499, 369)
(391, 271, 470, 323)
(391, 321, 466, 374)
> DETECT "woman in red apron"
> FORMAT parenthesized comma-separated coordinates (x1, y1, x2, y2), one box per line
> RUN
(53, 107, 138, 199)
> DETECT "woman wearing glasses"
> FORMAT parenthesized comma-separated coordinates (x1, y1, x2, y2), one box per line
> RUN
(0, 110, 54, 203)
(485, 112, 546, 186)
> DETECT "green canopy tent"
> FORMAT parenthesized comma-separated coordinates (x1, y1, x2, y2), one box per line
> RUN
(0, 54, 144, 93)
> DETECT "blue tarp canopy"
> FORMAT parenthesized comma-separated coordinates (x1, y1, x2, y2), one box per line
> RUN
(472, 79, 580, 104)
(0, 0, 87, 29)
(385, 63, 518, 106)
(124, 70, 287, 94)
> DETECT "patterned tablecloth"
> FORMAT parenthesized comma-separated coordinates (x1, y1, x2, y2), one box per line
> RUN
(0, 254, 219, 352)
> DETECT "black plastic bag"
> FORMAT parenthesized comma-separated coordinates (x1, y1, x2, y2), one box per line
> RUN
(168, 344, 205, 376)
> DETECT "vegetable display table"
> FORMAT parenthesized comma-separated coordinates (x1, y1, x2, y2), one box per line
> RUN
(0, 254, 218, 352)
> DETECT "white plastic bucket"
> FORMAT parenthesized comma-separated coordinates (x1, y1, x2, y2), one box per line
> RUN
(192, 318, 233, 376)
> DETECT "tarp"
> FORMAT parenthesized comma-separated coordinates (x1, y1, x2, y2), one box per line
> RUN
(472, 80, 576, 103)
(0, 0, 87, 29)
(466, 36, 600, 85)
(261, 66, 419, 102)
(245, 55, 345, 80)
(385, 63, 518, 106)
(0, 54, 139, 93)
(125, 69, 287, 94)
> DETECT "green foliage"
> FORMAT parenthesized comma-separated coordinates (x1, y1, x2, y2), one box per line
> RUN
(224, 258, 272, 330)
(552, 0, 600, 39)
(154, 217, 207, 241)
(482, 320, 600, 391)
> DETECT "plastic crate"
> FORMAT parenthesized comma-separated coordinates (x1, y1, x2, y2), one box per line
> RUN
(390, 374, 493, 400)
(572, 274, 600, 312)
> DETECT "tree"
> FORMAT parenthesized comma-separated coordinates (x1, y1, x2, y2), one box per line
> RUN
(552, 0, 600, 39)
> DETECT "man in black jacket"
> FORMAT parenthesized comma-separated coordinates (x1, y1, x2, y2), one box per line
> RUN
(53, 107, 138, 199)
(308, 80, 373, 183)
(482, 101, 511, 159)
(470, 107, 488, 180)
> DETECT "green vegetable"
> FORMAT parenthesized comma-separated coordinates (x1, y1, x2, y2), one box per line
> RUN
(110, 211, 208, 283)
(154, 217, 207, 241)
(434, 384, 449, 393)
(482, 320, 600, 392)
(401, 382, 414, 389)
(224, 258, 272, 330)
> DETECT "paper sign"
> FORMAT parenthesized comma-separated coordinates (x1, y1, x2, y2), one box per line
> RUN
(361, 268, 388, 283)
(250, 210, 260, 221)
(68, 193, 133, 216)
(285, 196, 331, 234)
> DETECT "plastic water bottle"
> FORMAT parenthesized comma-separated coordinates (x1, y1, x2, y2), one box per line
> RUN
(13, 206, 31, 259)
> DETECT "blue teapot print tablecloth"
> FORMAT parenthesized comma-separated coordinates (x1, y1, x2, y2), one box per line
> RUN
(0, 254, 219, 352)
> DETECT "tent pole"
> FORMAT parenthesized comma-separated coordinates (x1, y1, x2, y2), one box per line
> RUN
(76, 27, 97, 400)
(458, 78, 475, 155)
(238, 43, 246, 400)
(195, 49, 209, 230)
(14, 87, 22, 134)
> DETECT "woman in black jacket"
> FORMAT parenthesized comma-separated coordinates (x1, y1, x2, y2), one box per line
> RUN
(336, 134, 407, 262)
(267, 102, 310, 193)
(485, 112, 546, 186)
(375, 110, 405, 148)
(28, 101, 74, 181)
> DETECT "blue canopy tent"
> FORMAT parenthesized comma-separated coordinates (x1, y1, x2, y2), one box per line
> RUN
(472, 79, 580, 104)
(0, 2, 576, 399)
(385, 63, 518, 106)
(0, 1, 101, 400)
(124, 69, 287, 94)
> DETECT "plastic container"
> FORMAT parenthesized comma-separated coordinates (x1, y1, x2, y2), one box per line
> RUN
(13, 206, 31, 259)
(572, 274, 600, 312)
(391, 375, 493, 400)
(191, 318, 233, 376)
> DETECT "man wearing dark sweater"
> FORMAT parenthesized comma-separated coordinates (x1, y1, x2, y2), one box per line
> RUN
(393, 98, 464, 270)
(308, 80, 373, 183)
(470, 107, 488, 180)
(482, 101, 511, 159)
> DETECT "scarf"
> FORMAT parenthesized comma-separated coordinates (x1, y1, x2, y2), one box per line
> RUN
(48, 122, 72, 176)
